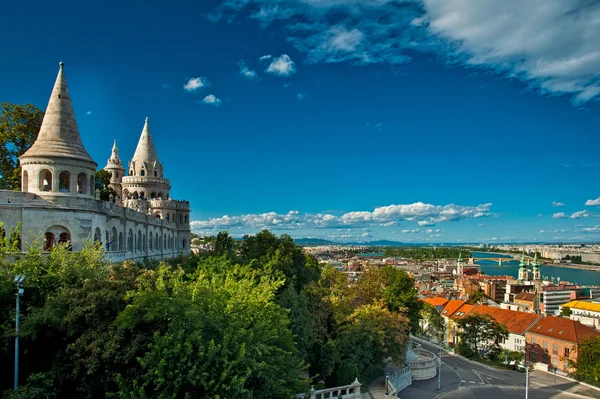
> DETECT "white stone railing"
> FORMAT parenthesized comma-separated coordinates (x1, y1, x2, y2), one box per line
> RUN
(388, 366, 412, 394)
(103, 251, 128, 262)
(297, 379, 361, 399)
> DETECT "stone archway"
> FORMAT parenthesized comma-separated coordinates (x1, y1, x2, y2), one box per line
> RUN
(39, 169, 53, 191)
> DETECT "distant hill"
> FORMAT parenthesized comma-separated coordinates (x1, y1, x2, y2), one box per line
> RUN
(293, 238, 338, 246)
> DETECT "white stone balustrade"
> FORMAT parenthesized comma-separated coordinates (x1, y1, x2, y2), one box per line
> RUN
(296, 378, 361, 399)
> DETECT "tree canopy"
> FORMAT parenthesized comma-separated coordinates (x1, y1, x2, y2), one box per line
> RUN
(0, 103, 44, 190)
(0, 230, 414, 398)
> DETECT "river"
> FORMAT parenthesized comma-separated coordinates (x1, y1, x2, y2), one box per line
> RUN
(471, 252, 600, 286)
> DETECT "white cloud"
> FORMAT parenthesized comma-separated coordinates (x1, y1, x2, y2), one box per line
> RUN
(214, 0, 600, 103)
(162, 83, 170, 89)
(586, 197, 600, 206)
(201, 94, 222, 106)
(418, 220, 434, 226)
(262, 54, 297, 76)
(190, 201, 492, 232)
(552, 201, 565, 207)
(551, 212, 567, 219)
(183, 77, 209, 92)
(570, 210, 590, 219)
(583, 226, 600, 233)
(297, 92, 308, 100)
(478, 223, 485, 227)
(238, 60, 260, 80)
(86, 111, 91, 115)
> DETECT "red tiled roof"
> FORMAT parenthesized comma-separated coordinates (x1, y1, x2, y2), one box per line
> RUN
(515, 292, 535, 302)
(440, 299, 467, 318)
(470, 305, 542, 335)
(420, 297, 450, 308)
(452, 303, 476, 318)
(528, 315, 600, 343)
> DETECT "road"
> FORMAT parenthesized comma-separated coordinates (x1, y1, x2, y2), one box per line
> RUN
(393, 338, 600, 399)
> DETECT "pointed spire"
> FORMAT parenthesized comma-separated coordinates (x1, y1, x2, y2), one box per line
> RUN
(458, 252, 463, 262)
(519, 253, 527, 268)
(131, 117, 160, 169)
(21, 62, 96, 165)
(106, 139, 124, 168)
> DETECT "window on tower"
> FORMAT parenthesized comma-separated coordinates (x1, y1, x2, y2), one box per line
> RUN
(154, 170, 157, 177)
(141, 170, 145, 176)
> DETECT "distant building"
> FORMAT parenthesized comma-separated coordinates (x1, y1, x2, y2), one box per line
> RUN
(541, 285, 579, 315)
(560, 299, 600, 329)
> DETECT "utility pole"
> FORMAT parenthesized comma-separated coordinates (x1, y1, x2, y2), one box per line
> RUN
(525, 363, 529, 399)
(13, 275, 26, 390)
(438, 347, 442, 390)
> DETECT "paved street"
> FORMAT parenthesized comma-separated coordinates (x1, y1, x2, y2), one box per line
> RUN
(373, 338, 600, 399)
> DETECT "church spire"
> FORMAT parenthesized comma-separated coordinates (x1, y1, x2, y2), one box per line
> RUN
(107, 140, 122, 165)
(20, 62, 96, 165)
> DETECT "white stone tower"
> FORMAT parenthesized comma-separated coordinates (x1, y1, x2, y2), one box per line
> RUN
(518, 253, 529, 281)
(455, 252, 464, 276)
(104, 140, 125, 199)
(121, 118, 170, 201)
(531, 253, 541, 281)
(19, 62, 97, 196)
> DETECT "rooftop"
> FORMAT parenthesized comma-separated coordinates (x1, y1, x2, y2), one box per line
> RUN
(562, 300, 600, 313)
(529, 315, 600, 343)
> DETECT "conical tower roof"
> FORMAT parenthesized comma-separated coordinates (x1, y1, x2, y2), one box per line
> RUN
(106, 140, 124, 168)
(21, 63, 96, 165)
(131, 118, 159, 166)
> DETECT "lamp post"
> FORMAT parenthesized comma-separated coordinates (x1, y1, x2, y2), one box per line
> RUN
(438, 347, 442, 390)
(13, 275, 26, 390)
(525, 362, 529, 399)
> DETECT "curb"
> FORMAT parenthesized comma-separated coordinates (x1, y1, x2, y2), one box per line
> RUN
(432, 385, 593, 399)
(536, 368, 600, 393)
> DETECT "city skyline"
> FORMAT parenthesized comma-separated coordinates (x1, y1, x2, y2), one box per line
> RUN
(2, 0, 600, 243)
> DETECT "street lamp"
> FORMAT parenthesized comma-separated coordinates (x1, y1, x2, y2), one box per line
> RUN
(13, 274, 25, 390)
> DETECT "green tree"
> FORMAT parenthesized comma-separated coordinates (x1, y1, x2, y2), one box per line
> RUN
(561, 306, 572, 317)
(456, 314, 508, 359)
(355, 266, 421, 333)
(469, 290, 488, 304)
(419, 302, 445, 342)
(334, 303, 409, 384)
(94, 169, 117, 201)
(567, 336, 600, 385)
(212, 231, 235, 257)
(0, 103, 44, 190)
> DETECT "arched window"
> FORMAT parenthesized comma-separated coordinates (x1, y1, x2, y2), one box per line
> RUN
(115, 172, 119, 178)
(154, 170, 157, 177)
(39, 169, 53, 191)
(163, 234, 166, 250)
(157, 192, 163, 199)
(159, 235, 162, 251)
(143, 233, 147, 252)
(137, 231, 142, 253)
(119, 232, 124, 251)
(58, 171, 70, 192)
(94, 227, 102, 243)
(77, 173, 87, 194)
(22, 170, 29, 192)
(128, 229, 133, 252)
(129, 170, 133, 175)
(184, 215, 188, 223)
(44, 232, 55, 251)
(182, 239, 186, 249)
(90, 176, 95, 196)
(58, 232, 71, 249)
(151, 192, 156, 199)
(141, 170, 145, 176)
(179, 214, 183, 224)
(132, 191, 139, 199)
(155, 233, 159, 251)
(155, 213, 161, 219)
(166, 214, 170, 222)
(111, 227, 118, 251)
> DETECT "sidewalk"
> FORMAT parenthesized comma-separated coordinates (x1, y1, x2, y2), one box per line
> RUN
(367, 375, 391, 399)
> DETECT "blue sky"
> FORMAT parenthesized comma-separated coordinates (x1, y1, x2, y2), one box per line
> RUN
(3, 0, 600, 243)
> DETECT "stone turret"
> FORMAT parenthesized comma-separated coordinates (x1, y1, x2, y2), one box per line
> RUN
(121, 118, 171, 201)
(518, 253, 529, 281)
(19, 62, 97, 196)
(104, 140, 125, 198)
